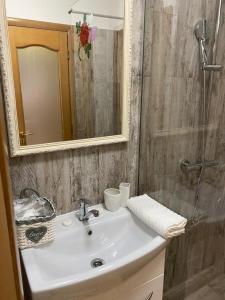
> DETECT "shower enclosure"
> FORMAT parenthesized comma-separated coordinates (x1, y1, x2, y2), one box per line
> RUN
(139, 0, 225, 299)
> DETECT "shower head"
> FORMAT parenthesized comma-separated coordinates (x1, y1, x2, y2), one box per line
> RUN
(195, 20, 209, 66)
(194, 19, 222, 71)
(195, 19, 209, 42)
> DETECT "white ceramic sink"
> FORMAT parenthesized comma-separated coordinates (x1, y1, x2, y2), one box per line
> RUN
(21, 205, 167, 300)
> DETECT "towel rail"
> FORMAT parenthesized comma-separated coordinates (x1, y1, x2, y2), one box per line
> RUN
(68, 10, 124, 20)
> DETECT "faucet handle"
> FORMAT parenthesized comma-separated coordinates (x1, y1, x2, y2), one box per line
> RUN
(79, 199, 90, 207)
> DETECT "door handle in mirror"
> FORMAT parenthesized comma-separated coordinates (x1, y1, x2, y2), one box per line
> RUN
(19, 131, 34, 146)
(19, 131, 34, 137)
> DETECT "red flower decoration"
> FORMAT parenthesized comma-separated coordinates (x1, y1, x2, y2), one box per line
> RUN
(80, 23, 89, 46)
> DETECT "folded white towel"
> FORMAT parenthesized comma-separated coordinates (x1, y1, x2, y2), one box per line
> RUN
(127, 194, 187, 239)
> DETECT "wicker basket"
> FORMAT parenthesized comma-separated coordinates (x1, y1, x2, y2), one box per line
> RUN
(15, 197, 56, 249)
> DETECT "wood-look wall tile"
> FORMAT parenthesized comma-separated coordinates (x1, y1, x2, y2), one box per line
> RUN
(131, 0, 145, 76)
(143, 8, 205, 79)
(214, 5, 225, 80)
(127, 75, 143, 194)
(10, 151, 72, 214)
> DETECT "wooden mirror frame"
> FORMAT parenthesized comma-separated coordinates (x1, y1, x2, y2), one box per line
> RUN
(0, 0, 132, 157)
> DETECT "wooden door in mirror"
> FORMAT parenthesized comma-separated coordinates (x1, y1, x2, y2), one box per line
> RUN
(8, 19, 73, 146)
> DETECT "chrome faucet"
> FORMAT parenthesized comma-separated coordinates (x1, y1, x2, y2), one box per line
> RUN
(78, 200, 99, 235)
(78, 199, 99, 222)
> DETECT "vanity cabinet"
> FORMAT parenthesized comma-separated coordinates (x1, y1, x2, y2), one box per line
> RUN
(116, 250, 165, 300)
(120, 275, 164, 300)
(83, 250, 165, 300)
(84, 275, 164, 300)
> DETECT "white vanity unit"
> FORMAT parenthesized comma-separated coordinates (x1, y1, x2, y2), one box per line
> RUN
(90, 250, 166, 300)
(21, 206, 167, 300)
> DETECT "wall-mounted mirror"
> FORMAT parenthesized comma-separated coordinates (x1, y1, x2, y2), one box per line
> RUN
(0, 0, 132, 156)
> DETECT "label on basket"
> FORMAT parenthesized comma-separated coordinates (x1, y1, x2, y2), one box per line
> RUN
(25, 226, 47, 243)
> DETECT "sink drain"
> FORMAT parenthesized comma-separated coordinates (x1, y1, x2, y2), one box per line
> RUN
(90, 258, 105, 268)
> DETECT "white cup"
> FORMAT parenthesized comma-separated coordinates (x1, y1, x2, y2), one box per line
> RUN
(119, 182, 130, 207)
(104, 188, 121, 212)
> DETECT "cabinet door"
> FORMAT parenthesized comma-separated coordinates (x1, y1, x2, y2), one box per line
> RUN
(77, 289, 117, 300)
(118, 275, 164, 300)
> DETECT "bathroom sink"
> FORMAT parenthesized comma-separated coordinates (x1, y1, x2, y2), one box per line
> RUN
(21, 205, 167, 300)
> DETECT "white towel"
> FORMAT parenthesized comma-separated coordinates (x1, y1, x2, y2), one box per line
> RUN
(127, 194, 187, 239)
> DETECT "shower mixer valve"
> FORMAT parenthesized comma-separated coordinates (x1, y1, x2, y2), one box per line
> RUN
(180, 159, 219, 173)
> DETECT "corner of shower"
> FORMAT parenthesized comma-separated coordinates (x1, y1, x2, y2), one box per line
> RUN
(180, 7, 223, 229)
(138, 0, 225, 299)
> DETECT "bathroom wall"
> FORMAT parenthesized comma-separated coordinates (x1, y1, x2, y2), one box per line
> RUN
(139, 0, 225, 299)
(6, 0, 124, 30)
(8, 0, 145, 214)
(5, 0, 73, 24)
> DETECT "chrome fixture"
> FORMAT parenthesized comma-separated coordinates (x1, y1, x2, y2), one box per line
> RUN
(187, 3, 223, 227)
(78, 199, 99, 221)
(180, 159, 219, 173)
(208, 0, 223, 101)
(90, 258, 105, 268)
(77, 199, 99, 235)
(194, 19, 222, 72)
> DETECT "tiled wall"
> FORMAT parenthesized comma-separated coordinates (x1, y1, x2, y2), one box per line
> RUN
(73, 29, 123, 139)
(9, 0, 145, 215)
(139, 0, 225, 299)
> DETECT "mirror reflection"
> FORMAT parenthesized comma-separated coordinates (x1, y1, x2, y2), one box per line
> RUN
(6, 0, 124, 146)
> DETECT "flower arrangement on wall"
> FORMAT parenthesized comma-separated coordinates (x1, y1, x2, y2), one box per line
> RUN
(76, 15, 97, 60)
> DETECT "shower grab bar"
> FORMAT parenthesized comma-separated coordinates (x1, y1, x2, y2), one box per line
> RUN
(180, 159, 219, 172)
